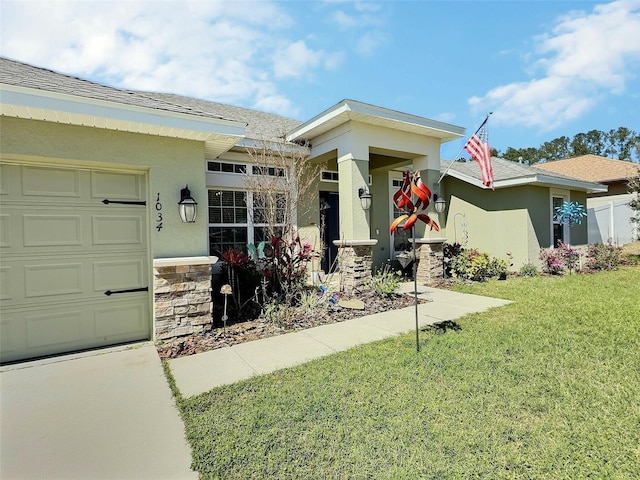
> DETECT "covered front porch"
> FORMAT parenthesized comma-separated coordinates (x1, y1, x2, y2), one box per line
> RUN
(287, 100, 464, 288)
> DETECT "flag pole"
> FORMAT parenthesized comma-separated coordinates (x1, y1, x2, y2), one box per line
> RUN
(437, 112, 492, 185)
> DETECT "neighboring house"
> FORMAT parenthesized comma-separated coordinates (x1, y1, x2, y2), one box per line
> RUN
(1, 57, 464, 362)
(535, 155, 640, 245)
(439, 157, 606, 269)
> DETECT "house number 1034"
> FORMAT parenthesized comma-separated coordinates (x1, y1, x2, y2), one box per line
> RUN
(155, 193, 163, 232)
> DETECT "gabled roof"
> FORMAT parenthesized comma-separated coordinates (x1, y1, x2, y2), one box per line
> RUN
(0, 56, 246, 158)
(287, 99, 465, 143)
(139, 92, 301, 143)
(441, 157, 607, 193)
(535, 154, 640, 183)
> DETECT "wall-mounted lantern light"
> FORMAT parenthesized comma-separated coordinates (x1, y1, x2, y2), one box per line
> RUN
(433, 194, 446, 214)
(178, 185, 197, 223)
(358, 187, 372, 211)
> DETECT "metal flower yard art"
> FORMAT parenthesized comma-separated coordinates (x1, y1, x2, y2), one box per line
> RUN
(390, 171, 440, 235)
(390, 171, 440, 352)
(554, 201, 586, 228)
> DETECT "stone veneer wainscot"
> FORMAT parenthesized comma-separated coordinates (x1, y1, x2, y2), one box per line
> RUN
(153, 256, 218, 344)
(333, 240, 378, 295)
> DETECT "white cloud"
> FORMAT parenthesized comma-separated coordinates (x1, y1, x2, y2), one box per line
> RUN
(0, 0, 328, 117)
(469, 0, 640, 131)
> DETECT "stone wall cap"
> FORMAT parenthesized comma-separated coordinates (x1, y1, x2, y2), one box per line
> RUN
(332, 239, 378, 247)
(413, 238, 447, 244)
(153, 256, 219, 267)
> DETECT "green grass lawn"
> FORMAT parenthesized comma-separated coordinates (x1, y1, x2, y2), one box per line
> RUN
(170, 267, 640, 479)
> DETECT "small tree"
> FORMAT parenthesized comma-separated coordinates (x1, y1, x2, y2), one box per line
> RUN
(628, 168, 640, 240)
(242, 129, 326, 306)
(243, 131, 324, 241)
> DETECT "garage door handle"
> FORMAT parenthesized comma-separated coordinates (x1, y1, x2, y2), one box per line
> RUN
(102, 199, 147, 206)
(104, 287, 149, 296)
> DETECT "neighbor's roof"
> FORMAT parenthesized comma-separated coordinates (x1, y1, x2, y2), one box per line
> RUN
(441, 157, 608, 193)
(534, 155, 640, 183)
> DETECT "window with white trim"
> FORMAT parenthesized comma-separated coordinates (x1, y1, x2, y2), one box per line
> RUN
(208, 189, 286, 255)
(552, 195, 567, 247)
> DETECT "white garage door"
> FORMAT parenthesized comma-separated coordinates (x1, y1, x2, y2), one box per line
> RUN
(0, 163, 151, 363)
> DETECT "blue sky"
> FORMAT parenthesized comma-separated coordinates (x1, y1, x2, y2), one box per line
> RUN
(2, 0, 639, 159)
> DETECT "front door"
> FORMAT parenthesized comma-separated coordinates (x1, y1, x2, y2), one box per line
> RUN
(319, 191, 339, 273)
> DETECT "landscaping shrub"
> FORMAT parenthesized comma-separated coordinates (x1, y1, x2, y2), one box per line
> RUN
(449, 249, 507, 282)
(519, 262, 538, 277)
(443, 242, 463, 277)
(367, 263, 402, 297)
(539, 242, 582, 275)
(586, 243, 623, 270)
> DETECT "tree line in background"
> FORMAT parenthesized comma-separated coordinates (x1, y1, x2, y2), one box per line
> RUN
(492, 127, 640, 164)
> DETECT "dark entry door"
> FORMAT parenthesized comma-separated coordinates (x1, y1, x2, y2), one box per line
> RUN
(319, 191, 339, 273)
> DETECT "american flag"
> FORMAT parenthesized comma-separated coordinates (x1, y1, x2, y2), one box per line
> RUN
(464, 119, 494, 189)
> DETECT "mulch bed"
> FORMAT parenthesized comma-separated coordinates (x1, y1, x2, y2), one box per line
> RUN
(157, 292, 430, 360)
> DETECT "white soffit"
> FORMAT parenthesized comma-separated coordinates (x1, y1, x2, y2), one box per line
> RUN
(1, 84, 246, 157)
(287, 99, 465, 143)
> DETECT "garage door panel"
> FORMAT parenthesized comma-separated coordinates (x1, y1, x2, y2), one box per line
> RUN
(92, 215, 145, 245)
(91, 171, 143, 200)
(0, 214, 10, 247)
(95, 301, 149, 340)
(23, 214, 83, 247)
(93, 258, 146, 291)
(21, 166, 81, 198)
(0, 266, 13, 300)
(0, 319, 16, 354)
(24, 262, 84, 298)
(27, 311, 85, 349)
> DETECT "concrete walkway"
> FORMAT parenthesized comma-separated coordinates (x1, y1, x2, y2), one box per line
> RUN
(0, 286, 510, 479)
(168, 285, 511, 398)
(0, 344, 197, 480)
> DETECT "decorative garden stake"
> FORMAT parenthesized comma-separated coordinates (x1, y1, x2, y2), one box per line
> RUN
(390, 171, 440, 352)
(554, 201, 586, 228)
(553, 201, 586, 275)
(220, 283, 232, 334)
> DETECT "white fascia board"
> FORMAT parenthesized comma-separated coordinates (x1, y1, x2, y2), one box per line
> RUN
(0, 84, 246, 140)
(286, 101, 351, 141)
(346, 99, 465, 138)
(444, 168, 608, 192)
(287, 99, 465, 142)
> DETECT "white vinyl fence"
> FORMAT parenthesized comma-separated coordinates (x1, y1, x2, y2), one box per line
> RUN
(588, 197, 638, 245)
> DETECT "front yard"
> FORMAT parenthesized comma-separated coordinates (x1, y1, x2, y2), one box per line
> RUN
(171, 266, 640, 479)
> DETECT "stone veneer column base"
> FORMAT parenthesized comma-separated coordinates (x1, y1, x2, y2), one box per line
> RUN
(415, 238, 446, 286)
(333, 239, 378, 295)
(153, 256, 218, 345)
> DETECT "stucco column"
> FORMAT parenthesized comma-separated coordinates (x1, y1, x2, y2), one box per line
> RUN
(337, 153, 372, 241)
(334, 152, 377, 294)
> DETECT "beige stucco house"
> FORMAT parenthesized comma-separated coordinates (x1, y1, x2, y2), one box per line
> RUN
(0, 57, 465, 362)
(0, 57, 606, 363)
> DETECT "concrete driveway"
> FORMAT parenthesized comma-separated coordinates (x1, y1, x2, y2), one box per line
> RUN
(0, 344, 196, 480)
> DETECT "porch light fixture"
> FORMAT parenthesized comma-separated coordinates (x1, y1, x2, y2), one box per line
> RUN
(358, 187, 372, 211)
(178, 185, 198, 223)
(433, 194, 446, 214)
